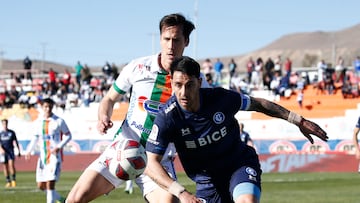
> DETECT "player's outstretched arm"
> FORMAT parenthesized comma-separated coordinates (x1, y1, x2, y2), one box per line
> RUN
(248, 97, 328, 144)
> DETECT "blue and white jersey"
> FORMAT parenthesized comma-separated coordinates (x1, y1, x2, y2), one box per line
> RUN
(146, 88, 255, 182)
(0, 129, 17, 154)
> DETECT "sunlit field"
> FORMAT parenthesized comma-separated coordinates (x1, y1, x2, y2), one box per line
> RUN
(0, 172, 358, 203)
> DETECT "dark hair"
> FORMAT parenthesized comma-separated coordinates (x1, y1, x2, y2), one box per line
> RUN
(170, 56, 200, 78)
(159, 13, 195, 42)
(41, 98, 55, 107)
(1, 119, 8, 124)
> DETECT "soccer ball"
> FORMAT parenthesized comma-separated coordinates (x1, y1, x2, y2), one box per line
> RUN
(107, 139, 147, 180)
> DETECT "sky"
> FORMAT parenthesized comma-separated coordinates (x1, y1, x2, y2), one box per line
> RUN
(1, 0, 360, 67)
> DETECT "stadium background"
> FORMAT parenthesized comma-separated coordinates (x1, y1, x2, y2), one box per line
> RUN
(1, 89, 359, 173)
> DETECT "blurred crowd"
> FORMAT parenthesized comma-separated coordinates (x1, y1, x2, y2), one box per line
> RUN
(203, 55, 360, 100)
(0, 58, 127, 111)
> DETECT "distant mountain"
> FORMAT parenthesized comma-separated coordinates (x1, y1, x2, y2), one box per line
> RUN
(200, 22, 360, 71)
(1, 22, 360, 76)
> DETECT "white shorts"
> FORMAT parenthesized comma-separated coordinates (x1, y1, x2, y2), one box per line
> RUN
(87, 135, 176, 197)
(36, 154, 61, 182)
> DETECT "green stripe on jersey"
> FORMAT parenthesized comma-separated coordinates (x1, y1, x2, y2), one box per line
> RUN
(139, 71, 167, 146)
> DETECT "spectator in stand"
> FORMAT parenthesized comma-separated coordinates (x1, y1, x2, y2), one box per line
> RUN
(102, 62, 113, 78)
(74, 61, 84, 87)
(0, 119, 21, 188)
(263, 57, 274, 90)
(213, 58, 224, 86)
(23, 56, 33, 81)
(316, 59, 327, 94)
(284, 57, 292, 79)
(297, 89, 304, 109)
(202, 58, 213, 77)
(274, 55, 282, 76)
(48, 68, 57, 95)
(335, 56, 346, 82)
(251, 57, 263, 90)
(246, 57, 255, 84)
(111, 63, 119, 79)
(81, 64, 92, 85)
(62, 69, 72, 93)
(228, 58, 237, 84)
(353, 56, 360, 81)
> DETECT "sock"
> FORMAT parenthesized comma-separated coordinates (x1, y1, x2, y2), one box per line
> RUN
(54, 190, 62, 200)
(11, 174, 16, 181)
(6, 175, 10, 183)
(46, 190, 55, 203)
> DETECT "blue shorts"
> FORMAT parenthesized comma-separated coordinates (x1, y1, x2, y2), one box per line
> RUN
(4, 151, 15, 163)
(195, 165, 261, 203)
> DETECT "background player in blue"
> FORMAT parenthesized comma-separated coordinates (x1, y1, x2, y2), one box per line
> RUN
(145, 56, 328, 203)
(239, 122, 254, 148)
(352, 116, 360, 172)
(0, 119, 21, 188)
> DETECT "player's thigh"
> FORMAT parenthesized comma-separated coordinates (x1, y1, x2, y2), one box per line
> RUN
(138, 158, 178, 202)
(67, 169, 115, 202)
(229, 166, 261, 202)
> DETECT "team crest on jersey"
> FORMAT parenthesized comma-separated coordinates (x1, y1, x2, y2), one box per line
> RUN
(246, 167, 257, 176)
(213, 112, 225, 124)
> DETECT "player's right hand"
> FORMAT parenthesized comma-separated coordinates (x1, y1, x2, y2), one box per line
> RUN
(179, 191, 203, 203)
(97, 118, 113, 135)
(25, 153, 31, 161)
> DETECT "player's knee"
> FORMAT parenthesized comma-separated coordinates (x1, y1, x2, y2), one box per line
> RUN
(234, 194, 259, 203)
(66, 190, 88, 203)
(37, 183, 46, 191)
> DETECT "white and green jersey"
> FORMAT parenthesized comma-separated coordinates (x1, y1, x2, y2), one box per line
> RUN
(113, 54, 209, 146)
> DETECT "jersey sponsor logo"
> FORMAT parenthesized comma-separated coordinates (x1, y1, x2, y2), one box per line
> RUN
(130, 121, 152, 135)
(164, 102, 176, 114)
(181, 128, 191, 136)
(184, 126, 228, 148)
(213, 112, 225, 124)
(138, 96, 163, 116)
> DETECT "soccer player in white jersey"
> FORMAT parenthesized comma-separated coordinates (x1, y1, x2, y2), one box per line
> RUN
(66, 13, 209, 203)
(25, 98, 72, 203)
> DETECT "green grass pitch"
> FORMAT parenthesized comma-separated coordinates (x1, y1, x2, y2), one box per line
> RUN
(0, 172, 358, 202)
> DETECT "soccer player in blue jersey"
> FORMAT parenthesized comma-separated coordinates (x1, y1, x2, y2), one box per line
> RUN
(145, 56, 328, 203)
(0, 119, 21, 188)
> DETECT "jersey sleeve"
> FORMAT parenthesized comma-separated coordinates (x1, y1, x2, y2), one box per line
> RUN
(56, 119, 72, 149)
(146, 111, 172, 155)
(113, 60, 138, 94)
(239, 93, 251, 111)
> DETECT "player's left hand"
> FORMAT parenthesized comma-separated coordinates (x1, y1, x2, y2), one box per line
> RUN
(18, 152, 21, 157)
(298, 118, 328, 144)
